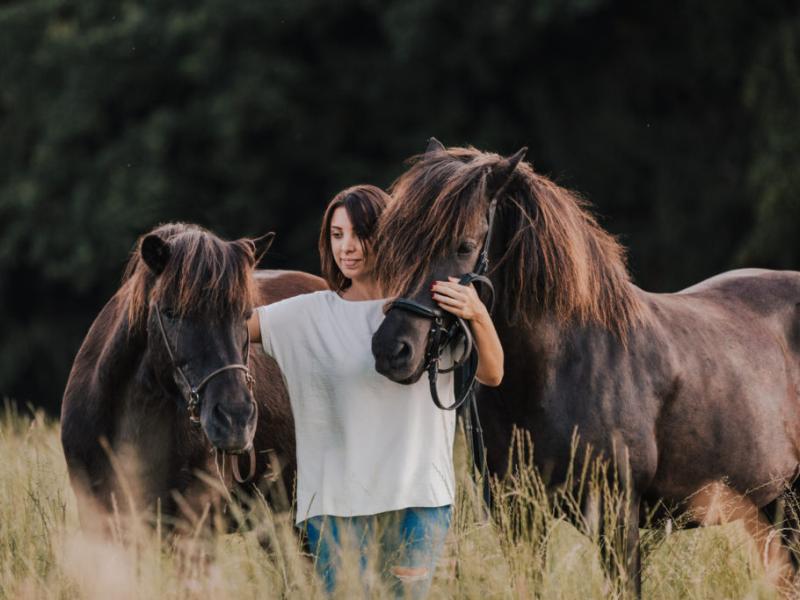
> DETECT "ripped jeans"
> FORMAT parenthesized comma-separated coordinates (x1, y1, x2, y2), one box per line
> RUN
(303, 505, 452, 599)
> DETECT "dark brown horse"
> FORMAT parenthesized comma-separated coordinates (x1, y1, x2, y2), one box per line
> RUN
(61, 222, 325, 535)
(371, 140, 800, 594)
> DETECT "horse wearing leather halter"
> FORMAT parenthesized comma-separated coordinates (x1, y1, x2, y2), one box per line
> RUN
(152, 301, 257, 483)
(61, 223, 325, 535)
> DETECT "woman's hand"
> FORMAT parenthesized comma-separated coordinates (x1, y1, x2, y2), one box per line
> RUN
(431, 276, 504, 387)
(431, 277, 490, 324)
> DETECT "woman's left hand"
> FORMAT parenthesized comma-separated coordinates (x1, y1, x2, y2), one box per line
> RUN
(431, 277, 489, 323)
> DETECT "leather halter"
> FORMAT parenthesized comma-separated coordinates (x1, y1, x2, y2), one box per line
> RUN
(153, 304, 256, 423)
(152, 304, 258, 483)
(384, 196, 498, 411)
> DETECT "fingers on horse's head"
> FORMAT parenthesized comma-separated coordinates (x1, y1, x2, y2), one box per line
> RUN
(141, 234, 170, 275)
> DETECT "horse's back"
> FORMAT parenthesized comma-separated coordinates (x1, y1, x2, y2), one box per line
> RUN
(254, 269, 327, 304)
(676, 268, 800, 313)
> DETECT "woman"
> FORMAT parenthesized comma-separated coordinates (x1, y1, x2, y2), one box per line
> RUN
(247, 184, 504, 597)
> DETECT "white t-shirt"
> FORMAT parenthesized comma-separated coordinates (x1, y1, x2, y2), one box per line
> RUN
(256, 290, 456, 524)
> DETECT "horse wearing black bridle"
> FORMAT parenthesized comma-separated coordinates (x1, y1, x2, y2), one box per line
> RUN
(372, 140, 800, 595)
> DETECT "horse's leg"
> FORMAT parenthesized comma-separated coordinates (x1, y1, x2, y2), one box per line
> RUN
(61, 429, 116, 538)
(762, 488, 800, 596)
(581, 483, 641, 597)
(597, 492, 642, 598)
(689, 482, 794, 591)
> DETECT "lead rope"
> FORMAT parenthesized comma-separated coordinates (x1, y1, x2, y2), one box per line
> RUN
(456, 354, 492, 520)
(211, 448, 234, 504)
(459, 193, 499, 515)
(230, 445, 257, 484)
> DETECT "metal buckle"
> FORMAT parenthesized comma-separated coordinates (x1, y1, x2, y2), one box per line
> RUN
(188, 390, 201, 424)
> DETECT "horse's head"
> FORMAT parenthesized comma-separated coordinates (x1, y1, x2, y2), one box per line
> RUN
(129, 223, 273, 453)
(372, 139, 526, 383)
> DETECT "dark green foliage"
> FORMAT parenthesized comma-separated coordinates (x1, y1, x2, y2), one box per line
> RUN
(0, 0, 798, 411)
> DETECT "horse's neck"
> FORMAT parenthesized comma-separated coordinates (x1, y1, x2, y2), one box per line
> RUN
(494, 302, 671, 402)
(62, 293, 151, 457)
(84, 294, 174, 416)
(97, 299, 204, 464)
(494, 305, 627, 387)
(97, 303, 148, 391)
(495, 311, 560, 364)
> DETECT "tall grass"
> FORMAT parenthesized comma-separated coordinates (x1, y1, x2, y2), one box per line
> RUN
(0, 403, 785, 599)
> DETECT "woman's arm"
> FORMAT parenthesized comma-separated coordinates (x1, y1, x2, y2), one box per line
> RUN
(431, 277, 504, 387)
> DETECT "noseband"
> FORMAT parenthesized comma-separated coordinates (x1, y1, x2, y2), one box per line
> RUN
(385, 196, 498, 411)
(152, 304, 256, 425)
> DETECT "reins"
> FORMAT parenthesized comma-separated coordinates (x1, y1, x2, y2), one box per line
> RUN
(152, 304, 257, 484)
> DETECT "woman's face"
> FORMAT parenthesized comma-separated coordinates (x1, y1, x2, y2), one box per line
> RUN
(330, 206, 372, 281)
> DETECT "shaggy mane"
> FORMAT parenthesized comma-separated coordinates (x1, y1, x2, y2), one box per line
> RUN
(120, 223, 258, 328)
(374, 146, 643, 335)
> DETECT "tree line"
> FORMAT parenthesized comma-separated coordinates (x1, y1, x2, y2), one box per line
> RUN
(1, 0, 798, 412)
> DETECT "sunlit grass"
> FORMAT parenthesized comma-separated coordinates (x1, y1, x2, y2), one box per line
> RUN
(0, 401, 788, 599)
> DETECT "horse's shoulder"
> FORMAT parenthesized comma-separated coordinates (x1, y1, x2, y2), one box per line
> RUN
(254, 269, 327, 304)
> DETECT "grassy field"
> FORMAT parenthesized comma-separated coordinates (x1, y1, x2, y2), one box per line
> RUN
(0, 403, 783, 599)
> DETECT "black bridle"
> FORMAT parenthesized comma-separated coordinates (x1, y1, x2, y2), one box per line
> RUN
(384, 195, 499, 412)
(152, 304, 256, 425)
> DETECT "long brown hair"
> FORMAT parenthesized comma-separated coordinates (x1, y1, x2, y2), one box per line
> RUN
(374, 146, 643, 335)
(318, 185, 389, 291)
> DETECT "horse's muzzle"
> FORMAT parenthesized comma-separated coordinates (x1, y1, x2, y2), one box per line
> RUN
(203, 398, 258, 453)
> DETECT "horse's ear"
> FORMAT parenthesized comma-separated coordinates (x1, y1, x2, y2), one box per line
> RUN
(252, 232, 276, 265)
(425, 137, 445, 155)
(141, 234, 170, 275)
(486, 147, 528, 198)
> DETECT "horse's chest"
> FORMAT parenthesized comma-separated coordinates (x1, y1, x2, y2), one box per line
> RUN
(114, 395, 179, 488)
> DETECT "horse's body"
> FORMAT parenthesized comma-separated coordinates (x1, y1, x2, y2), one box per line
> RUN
(61, 225, 325, 534)
(484, 268, 800, 508)
(371, 141, 800, 593)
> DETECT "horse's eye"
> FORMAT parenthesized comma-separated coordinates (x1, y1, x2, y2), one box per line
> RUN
(457, 242, 476, 256)
(162, 307, 177, 320)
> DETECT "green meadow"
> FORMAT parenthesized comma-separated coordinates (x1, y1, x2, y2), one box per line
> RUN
(0, 403, 782, 599)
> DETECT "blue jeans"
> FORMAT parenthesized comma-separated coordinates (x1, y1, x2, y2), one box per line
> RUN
(304, 506, 452, 598)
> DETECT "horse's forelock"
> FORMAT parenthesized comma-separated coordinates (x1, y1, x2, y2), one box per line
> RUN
(122, 224, 257, 328)
(376, 147, 495, 296)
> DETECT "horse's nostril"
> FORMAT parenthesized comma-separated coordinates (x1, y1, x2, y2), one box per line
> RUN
(212, 399, 256, 429)
(212, 403, 234, 428)
(391, 341, 412, 363)
(246, 399, 257, 422)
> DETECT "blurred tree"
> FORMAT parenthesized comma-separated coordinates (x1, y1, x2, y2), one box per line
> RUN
(739, 12, 800, 267)
(0, 0, 797, 411)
